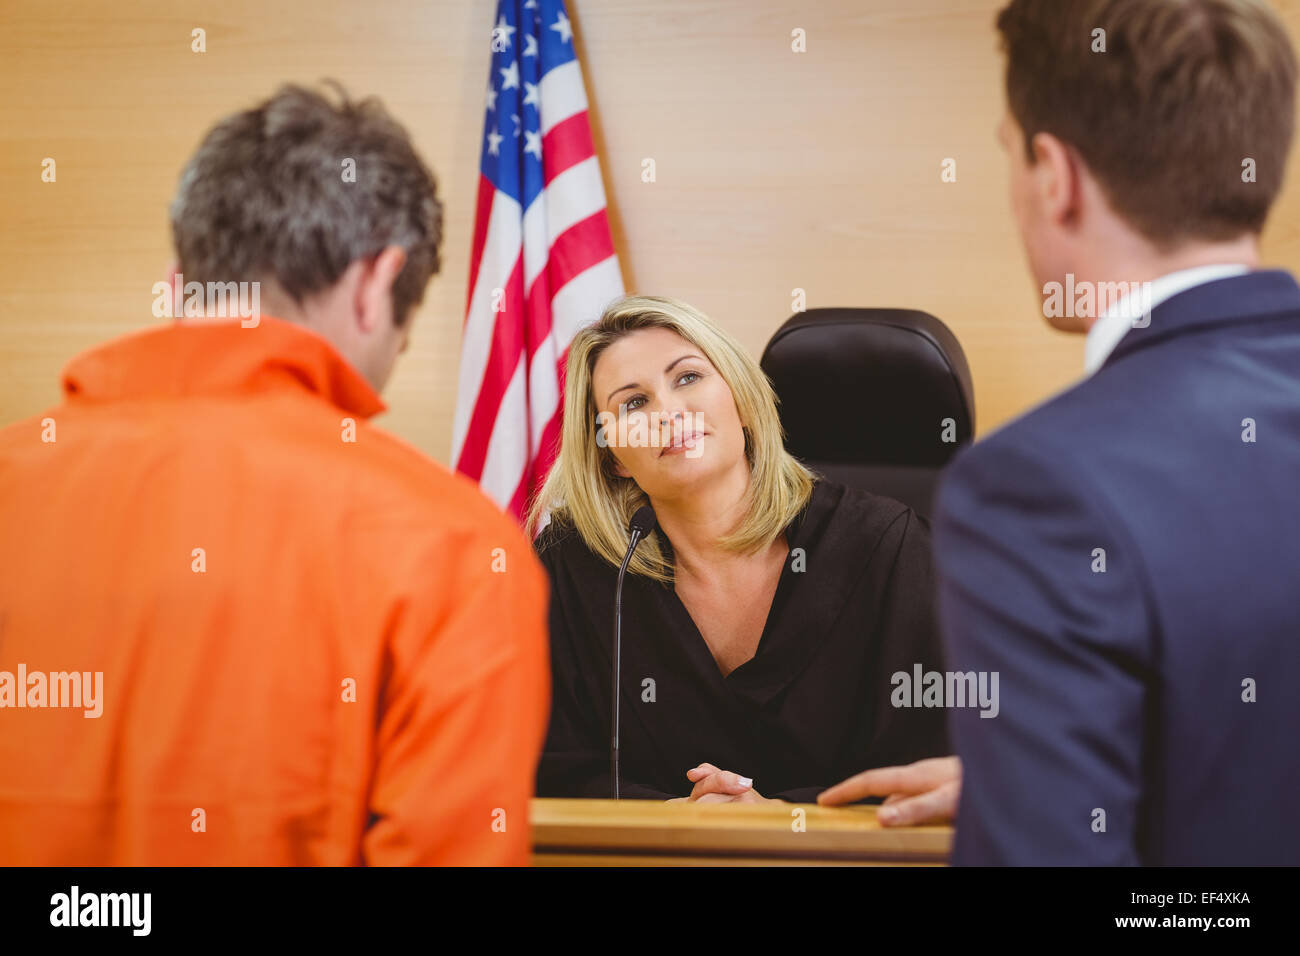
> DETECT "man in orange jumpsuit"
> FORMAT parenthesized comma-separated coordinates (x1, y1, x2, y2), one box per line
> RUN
(0, 84, 550, 865)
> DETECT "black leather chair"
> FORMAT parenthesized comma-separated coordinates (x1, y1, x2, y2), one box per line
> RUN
(759, 308, 975, 519)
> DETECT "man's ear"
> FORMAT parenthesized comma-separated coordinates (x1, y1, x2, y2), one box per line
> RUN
(354, 245, 408, 333)
(1030, 131, 1082, 231)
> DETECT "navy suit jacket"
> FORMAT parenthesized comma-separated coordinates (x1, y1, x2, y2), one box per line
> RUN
(934, 268, 1300, 865)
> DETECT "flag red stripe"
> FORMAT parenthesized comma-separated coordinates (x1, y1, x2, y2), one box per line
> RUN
(541, 113, 596, 185)
(465, 175, 498, 320)
(454, 257, 525, 481)
(522, 208, 617, 367)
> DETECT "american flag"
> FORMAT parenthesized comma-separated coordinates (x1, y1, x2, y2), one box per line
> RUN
(452, 0, 625, 522)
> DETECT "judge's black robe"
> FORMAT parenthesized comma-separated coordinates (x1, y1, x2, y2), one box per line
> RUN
(534, 478, 949, 802)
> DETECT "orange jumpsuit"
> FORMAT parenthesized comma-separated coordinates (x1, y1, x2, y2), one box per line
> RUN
(0, 316, 550, 865)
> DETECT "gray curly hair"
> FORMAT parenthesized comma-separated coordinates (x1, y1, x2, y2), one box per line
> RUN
(169, 80, 443, 325)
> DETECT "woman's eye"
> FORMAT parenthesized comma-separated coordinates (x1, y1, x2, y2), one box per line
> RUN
(624, 396, 646, 411)
(677, 371, 700, 386)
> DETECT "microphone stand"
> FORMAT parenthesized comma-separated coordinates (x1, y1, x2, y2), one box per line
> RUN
(611, 529, 643, 800)
(612, 504, 656, 800)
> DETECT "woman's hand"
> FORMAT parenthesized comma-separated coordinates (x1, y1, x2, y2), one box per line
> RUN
(665, 763, 783, 804)
(816, 756, 961, 825)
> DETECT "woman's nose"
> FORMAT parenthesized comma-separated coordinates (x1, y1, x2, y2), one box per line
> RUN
(658, 410, 690, 437)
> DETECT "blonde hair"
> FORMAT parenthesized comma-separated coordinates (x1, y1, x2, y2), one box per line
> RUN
(527, 294, 815, 583)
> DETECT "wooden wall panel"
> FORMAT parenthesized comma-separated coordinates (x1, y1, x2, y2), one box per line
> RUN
(4, 0, 1300, 464)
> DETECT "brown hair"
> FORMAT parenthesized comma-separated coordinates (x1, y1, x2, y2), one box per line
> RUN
(169, 81, 443, 325)
(996, 0, 1297, 246)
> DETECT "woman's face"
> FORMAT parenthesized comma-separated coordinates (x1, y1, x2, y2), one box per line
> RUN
(590, 327, 747, 500)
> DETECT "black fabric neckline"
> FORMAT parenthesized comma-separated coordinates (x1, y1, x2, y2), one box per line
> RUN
(651, 481, 823, 686)
(652, 481, 816, 575)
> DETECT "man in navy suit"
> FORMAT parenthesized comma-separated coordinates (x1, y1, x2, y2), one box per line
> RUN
(940, 0, 1300, 865)
(822, 0, 1300, 865)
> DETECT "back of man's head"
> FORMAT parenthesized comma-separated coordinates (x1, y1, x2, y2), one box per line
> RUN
(997, 0, 1297, 249)
(169, 82, 444, 387)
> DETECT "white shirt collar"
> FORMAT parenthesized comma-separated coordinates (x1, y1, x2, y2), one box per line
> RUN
(1083, 264, 1251, 375)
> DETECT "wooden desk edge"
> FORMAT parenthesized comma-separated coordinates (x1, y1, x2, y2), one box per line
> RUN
(530, 798, 953, 864)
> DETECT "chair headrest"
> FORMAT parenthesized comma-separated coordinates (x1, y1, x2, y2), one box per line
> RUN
(759, 308, 974, 468)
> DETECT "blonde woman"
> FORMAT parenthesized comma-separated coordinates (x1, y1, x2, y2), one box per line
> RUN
(528, 295, 949, 803)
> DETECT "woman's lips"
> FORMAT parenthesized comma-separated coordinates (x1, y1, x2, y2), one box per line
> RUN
(660, 432, 705, 456)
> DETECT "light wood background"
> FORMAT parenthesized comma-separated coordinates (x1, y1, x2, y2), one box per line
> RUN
(4, 0, 1300, 464)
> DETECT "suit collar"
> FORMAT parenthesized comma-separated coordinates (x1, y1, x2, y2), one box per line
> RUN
(1103, 269, 1300, 370)
(1085, 264, 1250, 374)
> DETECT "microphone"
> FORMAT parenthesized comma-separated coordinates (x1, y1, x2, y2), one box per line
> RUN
(612, 503, 657, 799)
